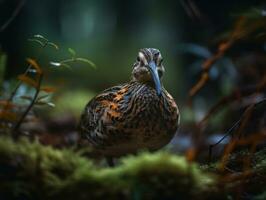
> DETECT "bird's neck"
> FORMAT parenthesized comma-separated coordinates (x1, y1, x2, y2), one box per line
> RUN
(130, 79, 163, 90)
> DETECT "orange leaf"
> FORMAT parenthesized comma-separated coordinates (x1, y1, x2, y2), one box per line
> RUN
(41, 86, 56, 93)
(18, 74, 38, 88)
(27, 58, 42, 74)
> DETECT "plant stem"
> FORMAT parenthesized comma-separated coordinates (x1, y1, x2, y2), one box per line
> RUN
(3, 40, 48, 136)
(7, 41, 48, 103)
(8, 66, 32, 102)
(12, 73, 43, 139)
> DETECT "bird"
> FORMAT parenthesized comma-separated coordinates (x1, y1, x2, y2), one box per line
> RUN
(78, 48, 180, 166)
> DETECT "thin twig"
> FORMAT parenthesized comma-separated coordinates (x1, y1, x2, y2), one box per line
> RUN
(189, 16, 266, 98)
(208, 98, 266, 162)
(7, 40, 48, 103)
(199, 75, 266, 128)
(0, 0, 26, 33)
(0, 39, 48, 135)
(208, 119, 241, 163)
(12, 73, 43, 139)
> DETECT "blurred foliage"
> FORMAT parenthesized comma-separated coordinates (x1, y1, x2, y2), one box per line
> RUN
(0, 34, 95, 138)
(49, 90, 95, 118)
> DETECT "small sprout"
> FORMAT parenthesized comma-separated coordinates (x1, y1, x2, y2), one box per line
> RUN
(76, 58, 96, 69)
(29, 35, 59, 50)
(50, 48, 96, 70)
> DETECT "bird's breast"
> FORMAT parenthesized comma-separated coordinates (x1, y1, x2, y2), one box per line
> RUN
(102, 83, 179, 148)
(80, 82, 179, 157)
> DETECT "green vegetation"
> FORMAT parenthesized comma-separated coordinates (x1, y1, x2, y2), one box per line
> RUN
(50, 90, 95, 118)
(0, 136, 222, 200)
(0, 136, 265, 199)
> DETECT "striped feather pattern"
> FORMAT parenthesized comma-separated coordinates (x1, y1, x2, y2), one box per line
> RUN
(79, 81, 179, 157)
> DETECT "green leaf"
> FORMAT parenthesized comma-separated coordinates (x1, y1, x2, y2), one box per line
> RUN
(35, 101, 55, 108)
(28, 39, 45, 47)
(34, 34, 48, 41)
(48, 42, 59, 50)
(46, 102, 56, 107)
(68, 48, 76, 57)
(76, 58, 96, 69)
(37, 94, 50, 101)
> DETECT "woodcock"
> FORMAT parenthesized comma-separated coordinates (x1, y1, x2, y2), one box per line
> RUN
(79, 48, 180, 166)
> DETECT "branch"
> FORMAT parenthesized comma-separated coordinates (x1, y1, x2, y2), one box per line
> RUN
(12, 73, 43, 139)
(208, 99, 266, 162)
(7, 40, 48, 103)
(199, 75, 266, 128)
(0, 0, 26, 33)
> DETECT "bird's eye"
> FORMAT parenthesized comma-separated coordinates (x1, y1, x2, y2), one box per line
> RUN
(137, 56, 141, 62)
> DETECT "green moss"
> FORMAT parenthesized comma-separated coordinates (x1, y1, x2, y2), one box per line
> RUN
(116, 153, 219, 199)
(1, 136, 265, 199)
(0, 136, 228, 199)
(0, 136, 94, 199)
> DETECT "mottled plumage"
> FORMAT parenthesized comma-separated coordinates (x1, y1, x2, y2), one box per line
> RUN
(79, 48, 179, 164)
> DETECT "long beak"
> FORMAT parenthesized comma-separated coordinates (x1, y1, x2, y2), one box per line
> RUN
(148, 61, 162, 96)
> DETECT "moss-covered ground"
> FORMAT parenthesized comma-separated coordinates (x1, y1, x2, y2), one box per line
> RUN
(0, 136, 265, 200)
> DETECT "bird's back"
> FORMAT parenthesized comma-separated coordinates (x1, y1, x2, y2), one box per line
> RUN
(79, 81, 179, 157)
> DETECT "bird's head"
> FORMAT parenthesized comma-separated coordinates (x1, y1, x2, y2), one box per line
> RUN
(132, 48, 165, 96)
